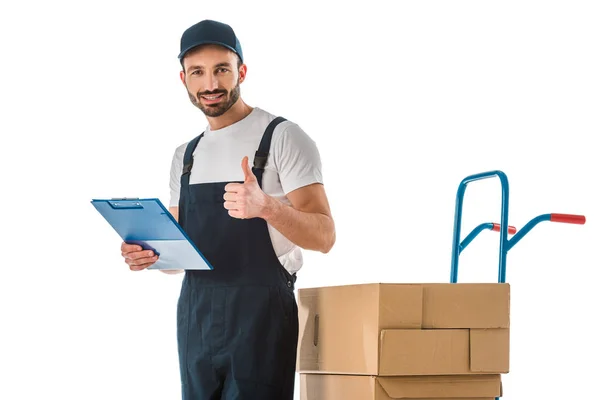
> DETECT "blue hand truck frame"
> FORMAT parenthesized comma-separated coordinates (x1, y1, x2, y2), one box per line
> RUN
(449, 170, 586, 400)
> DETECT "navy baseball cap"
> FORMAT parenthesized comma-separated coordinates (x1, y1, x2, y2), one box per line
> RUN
(178, 19, 243, 63)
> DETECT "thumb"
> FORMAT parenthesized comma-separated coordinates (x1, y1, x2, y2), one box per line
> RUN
(242, 156, 256, 182)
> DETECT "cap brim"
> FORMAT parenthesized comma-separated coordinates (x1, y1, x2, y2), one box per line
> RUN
(178, 40, 240, 60)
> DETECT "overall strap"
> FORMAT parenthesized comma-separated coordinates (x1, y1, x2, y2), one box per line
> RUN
(178, 132, 204, 229)
(181, 132, 205, 189)
(252, 116, 287, 187)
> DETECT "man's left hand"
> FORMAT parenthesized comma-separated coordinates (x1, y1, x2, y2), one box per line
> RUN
(223, 156, 270, 219)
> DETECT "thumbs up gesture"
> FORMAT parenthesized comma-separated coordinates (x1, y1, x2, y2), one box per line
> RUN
(223, 156, 269, 219)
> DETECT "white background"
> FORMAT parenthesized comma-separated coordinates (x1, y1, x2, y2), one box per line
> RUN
(1, 0, 598, 399)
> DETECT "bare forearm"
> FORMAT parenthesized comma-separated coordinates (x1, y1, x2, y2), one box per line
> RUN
(261, 196, 335, 253)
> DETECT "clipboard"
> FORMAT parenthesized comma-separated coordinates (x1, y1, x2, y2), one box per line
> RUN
(91, 197, 213, 271)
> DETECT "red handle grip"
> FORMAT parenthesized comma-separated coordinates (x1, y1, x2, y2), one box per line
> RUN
(492, 223, 517, 235)
(550, 214, 586, 224)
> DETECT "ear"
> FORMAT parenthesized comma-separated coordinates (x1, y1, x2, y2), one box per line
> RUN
(238, 64, 247, 84)
(180, 70, 186, 85)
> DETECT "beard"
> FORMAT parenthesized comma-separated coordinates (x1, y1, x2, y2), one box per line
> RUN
(187, 81, 241, 117)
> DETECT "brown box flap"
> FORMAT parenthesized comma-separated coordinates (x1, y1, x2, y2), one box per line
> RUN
(297, 284, 382, 374)
(378, 374, 502, 398)
(422, 284, 510, 328)
(470, 329, 510, 373)
(379, 329, 469, 375)
(300, 374, 376, 400)
(379, 284, 423, 329)
(300, 374, 501, 400)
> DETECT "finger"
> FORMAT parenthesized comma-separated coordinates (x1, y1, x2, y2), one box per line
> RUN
(241, 156, 256, 182)
(224, 182, 243, 192)
(123, 250, 155, 260)
(228, 209, 244, 219)
(129, 260, 157, 271)
(126, 255, 158, 267)
(123, 250, 155, 259)
(127, 254, 158, 265)
(223, 201, 239, 211)
(121, 242, 142, 253)
(223, 192, 237, 201)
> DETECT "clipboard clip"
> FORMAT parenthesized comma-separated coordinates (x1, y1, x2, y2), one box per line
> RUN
(108, 198, 143, 209)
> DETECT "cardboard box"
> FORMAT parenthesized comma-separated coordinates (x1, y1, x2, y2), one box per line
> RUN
(297, 283, 510, 375)
(300, 374, 502, 400)
(421, 284, 510, 328)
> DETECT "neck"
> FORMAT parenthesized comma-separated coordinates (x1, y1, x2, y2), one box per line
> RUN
(206, 99, 253, 131)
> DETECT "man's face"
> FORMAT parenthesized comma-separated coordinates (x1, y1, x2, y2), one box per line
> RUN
(180, 44, 245, 117)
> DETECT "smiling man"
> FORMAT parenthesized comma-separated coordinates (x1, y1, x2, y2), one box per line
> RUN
(119, 19, 335, 400)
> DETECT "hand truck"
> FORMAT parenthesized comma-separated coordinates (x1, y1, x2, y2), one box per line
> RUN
(448, 170, 586, 399)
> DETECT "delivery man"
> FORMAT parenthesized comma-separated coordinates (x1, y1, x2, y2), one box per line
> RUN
(119, 19, 336, 399)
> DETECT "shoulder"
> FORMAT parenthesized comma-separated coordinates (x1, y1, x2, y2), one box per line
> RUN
(257, 111, 323, 193)
(273, 119, 318, 154)
(254, 107, 316, 146)
(261, 118, 321, 176)
(169, 133, 201, 171)
(174, 140, 189, 155)
(170, 141, 188, 166)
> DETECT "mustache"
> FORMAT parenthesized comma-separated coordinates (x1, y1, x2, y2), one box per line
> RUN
(197, 89, 227, 96)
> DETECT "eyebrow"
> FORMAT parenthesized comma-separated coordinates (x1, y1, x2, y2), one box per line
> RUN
(187, 62, 233, 71)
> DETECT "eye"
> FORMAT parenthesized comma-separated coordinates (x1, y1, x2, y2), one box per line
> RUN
(218, 68, 229, 73)
(190, 70, 202, 76)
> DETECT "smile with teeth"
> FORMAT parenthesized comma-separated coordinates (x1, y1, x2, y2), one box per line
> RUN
(201, 93, 224, 101)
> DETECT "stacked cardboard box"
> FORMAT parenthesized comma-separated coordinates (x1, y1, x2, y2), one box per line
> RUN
(297, 283, 509, 400)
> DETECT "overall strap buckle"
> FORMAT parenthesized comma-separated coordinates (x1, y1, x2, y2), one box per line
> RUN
(181, 132, 204, 177)
(253, 152, 268, 169)
(252, 116, 287, 171)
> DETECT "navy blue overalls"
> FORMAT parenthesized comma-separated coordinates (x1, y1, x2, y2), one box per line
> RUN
(176, 116, 299, 400)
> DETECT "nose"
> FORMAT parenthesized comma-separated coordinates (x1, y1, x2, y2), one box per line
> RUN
(204, 74, 219, 91)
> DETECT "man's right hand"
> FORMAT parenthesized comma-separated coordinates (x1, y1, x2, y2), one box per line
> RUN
(121, 242, 158, 271)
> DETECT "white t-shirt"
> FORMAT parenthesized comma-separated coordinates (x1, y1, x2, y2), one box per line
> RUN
(168, 107, 323, 275)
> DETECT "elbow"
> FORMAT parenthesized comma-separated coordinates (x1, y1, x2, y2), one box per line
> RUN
(320, 228, 336, 254)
